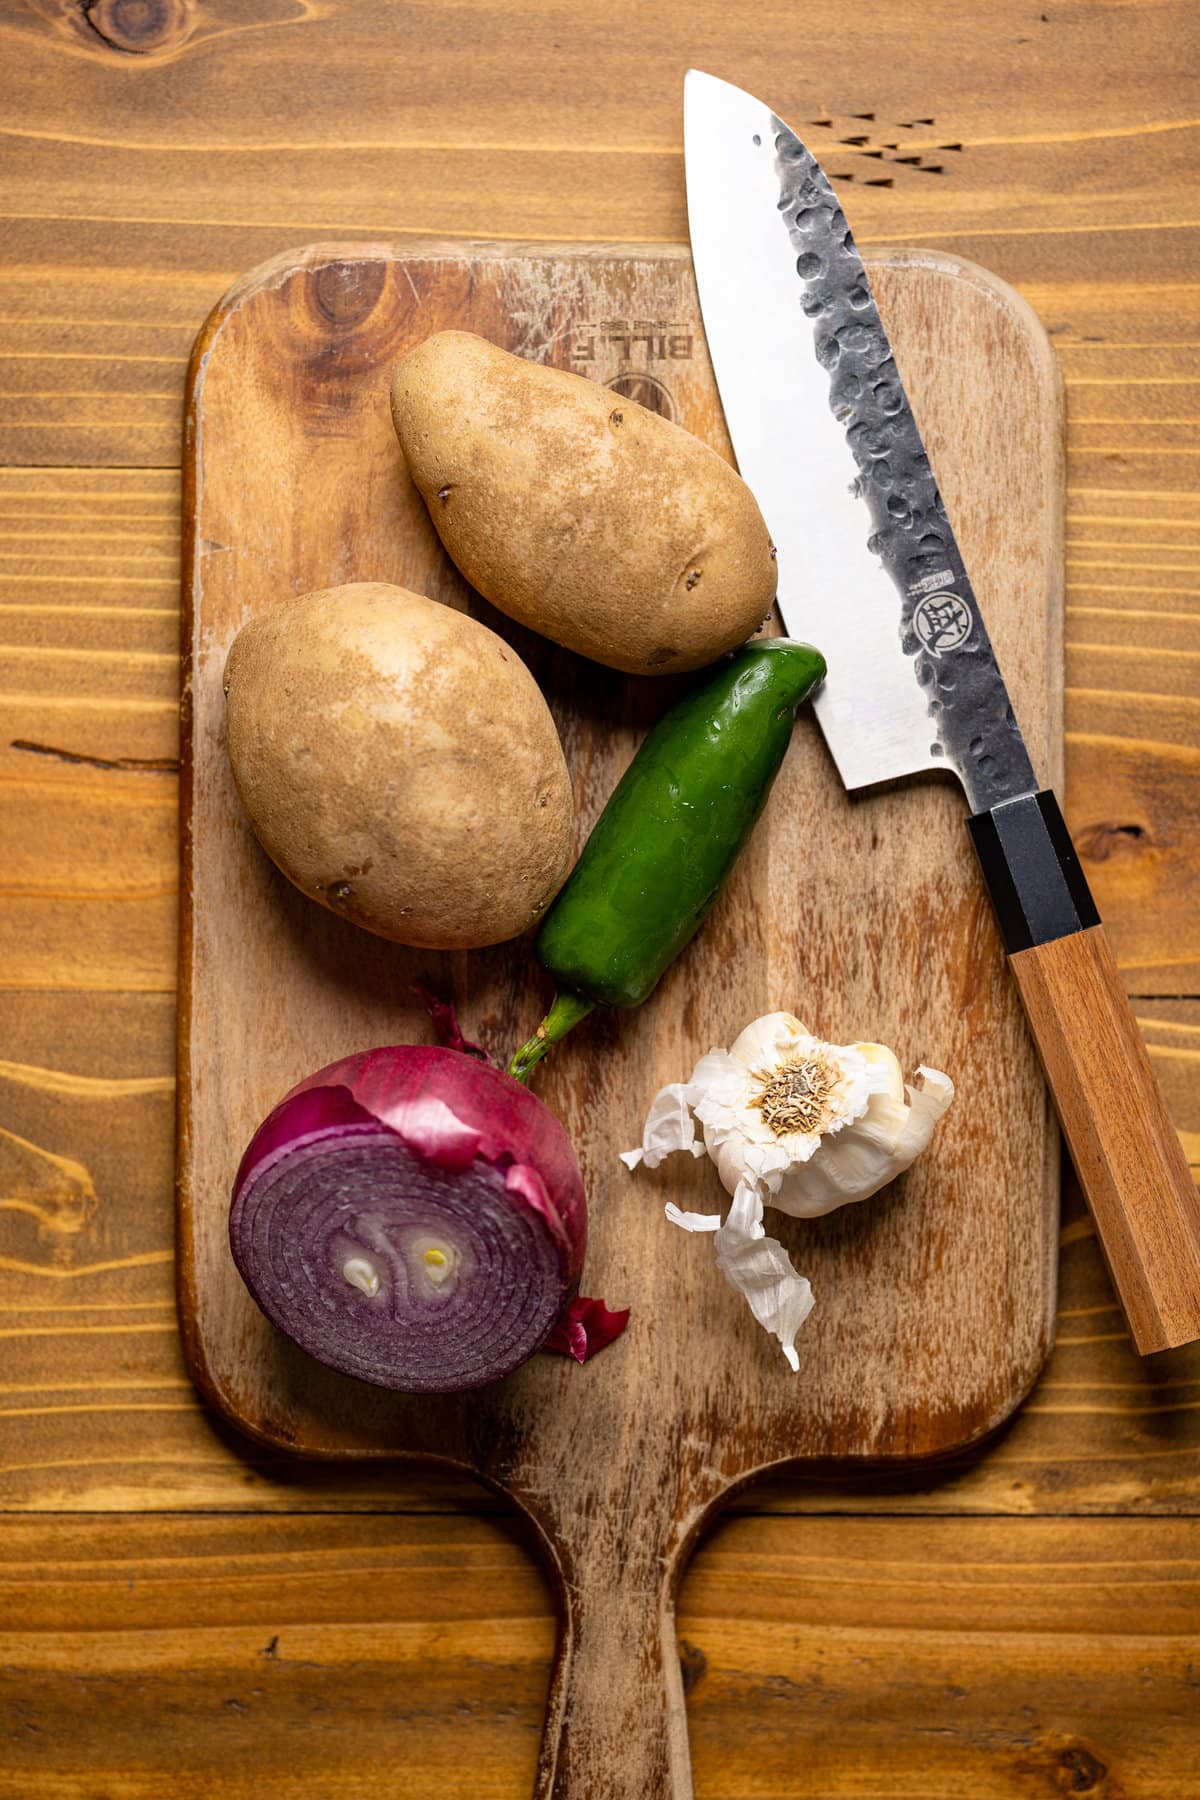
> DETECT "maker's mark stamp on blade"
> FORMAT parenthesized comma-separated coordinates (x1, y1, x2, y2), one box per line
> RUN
(912, 592, 973, 660)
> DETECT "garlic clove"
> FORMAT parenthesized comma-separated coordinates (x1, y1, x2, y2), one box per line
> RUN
(705, 1125, 794, 1199)
(771, 1062, 956, 1218)
(897, 1066, 957, 1153)
(852, 1040, 908, 1104)
(727, 1010, 808, 1068)
(623, 1014, 954, 1364)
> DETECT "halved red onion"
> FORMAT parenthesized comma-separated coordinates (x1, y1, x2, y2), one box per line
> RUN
(229, 1045, 588, 1393)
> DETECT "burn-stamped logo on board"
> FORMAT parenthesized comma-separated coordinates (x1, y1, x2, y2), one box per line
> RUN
(912, 590, 973, 659)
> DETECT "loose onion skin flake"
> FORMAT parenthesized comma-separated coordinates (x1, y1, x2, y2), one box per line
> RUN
(229, 1045, 589, 1393)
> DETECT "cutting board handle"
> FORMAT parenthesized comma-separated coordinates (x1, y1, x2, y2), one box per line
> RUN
(533, 1531, 693, 1800)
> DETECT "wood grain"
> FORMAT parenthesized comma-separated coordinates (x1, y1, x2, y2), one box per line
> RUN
(0, 379, 1195, 1533)
(0, 979, 1189, 1518)
(2, 1512, 1198, 1800)
(2, 1, 1199, 485)
(0, 1513, 555, 1800)
(0, 2, 1198, 1794)
(3, 0, 1198, 972)
(177, 240, 1064, 1794)
(680, 1513, 1200, 1800)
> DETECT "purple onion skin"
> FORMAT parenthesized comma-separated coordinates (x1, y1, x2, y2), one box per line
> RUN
(230, 1046, 588, 1393)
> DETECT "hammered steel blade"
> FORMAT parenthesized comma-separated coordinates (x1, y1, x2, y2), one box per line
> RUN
(684, 69, 1038, 812)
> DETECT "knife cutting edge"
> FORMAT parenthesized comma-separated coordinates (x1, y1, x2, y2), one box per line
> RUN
(684, 69, 1200, 1355)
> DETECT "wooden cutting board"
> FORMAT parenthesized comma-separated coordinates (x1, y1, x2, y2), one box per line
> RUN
(178, 240, 1064, 1799)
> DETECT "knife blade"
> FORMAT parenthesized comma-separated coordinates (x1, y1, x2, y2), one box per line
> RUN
(684, 68, 1200, 1356)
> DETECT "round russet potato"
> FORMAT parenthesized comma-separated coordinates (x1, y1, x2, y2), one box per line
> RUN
(223, 582, 574, 950)
(390, 331, 778, 676)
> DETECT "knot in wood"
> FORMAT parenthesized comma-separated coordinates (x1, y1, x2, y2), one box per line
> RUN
(78, 0, 193, 55)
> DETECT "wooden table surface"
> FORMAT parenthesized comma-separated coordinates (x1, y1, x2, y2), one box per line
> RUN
(2, 3, 1198, 1795)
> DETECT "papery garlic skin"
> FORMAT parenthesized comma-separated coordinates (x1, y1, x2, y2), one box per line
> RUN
(623, 1012, 955, 1368)
(666, 1178, 815, 1370)
(623, 1012, 954, 1219)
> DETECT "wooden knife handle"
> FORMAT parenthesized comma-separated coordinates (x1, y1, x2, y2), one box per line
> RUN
(971, 791, 1200, 1355)
(533, 1529, 692, 1800)
(1009, 924, 1200, 1354)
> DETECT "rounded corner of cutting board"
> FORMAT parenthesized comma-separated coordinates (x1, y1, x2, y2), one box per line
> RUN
(177, 239, 1064, 1475)
(917, 1322, 1058, 1464)
(867, 243, 1065, 424)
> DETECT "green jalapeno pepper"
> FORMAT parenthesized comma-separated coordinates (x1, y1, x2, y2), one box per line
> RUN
(508, 638, 826, 1081)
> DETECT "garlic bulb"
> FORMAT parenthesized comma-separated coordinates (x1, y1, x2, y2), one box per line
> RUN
(621, 1012, 954, 1368)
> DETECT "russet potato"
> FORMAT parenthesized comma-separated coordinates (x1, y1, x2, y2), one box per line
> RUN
(390, 331, 777, 676)
(223, 581, 574, 950)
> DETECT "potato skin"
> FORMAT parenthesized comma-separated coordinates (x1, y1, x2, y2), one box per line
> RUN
(223, 582, 574, 950)
(390, 331, 777, 676)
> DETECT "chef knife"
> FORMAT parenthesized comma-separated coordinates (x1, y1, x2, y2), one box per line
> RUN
(684, 69, 1200, 1356)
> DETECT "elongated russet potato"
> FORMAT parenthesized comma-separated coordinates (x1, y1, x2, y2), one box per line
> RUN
(390, 331, 777, 675)
(223, 582, 574, 949)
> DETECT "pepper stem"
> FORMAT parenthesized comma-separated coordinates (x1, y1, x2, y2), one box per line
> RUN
(507, 989, 595, 1085)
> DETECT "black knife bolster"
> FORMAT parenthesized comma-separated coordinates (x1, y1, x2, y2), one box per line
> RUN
(968, 789, 1101, 953)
